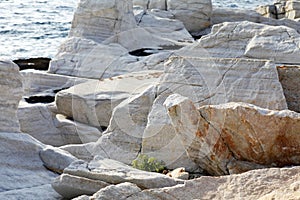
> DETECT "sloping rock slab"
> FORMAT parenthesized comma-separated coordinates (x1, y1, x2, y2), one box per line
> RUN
(56, 70, 163, 128)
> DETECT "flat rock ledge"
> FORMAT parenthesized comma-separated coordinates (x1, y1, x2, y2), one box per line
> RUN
(52, 157, 183, 199)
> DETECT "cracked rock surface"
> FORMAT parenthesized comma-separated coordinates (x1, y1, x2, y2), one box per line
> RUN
(165, 93, 300, 175)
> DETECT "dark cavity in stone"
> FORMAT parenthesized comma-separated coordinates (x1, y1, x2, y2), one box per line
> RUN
(129, 48, 160, 57)
(14, 57, 51, 71)
(24, 95, 55, 104)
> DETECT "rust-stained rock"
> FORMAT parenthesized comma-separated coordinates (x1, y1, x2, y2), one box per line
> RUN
(165, 94, 300, 175)
(199, 102, 300, 167)
(164, 94, 233, 175)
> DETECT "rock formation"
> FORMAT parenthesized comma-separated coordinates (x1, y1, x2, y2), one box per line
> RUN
(2, 0, 300, 199)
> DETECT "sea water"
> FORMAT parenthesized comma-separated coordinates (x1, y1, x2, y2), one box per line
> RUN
(0, 0, 274, 59)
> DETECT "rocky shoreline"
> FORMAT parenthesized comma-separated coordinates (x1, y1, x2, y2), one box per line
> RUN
(1, 0, 300, 199)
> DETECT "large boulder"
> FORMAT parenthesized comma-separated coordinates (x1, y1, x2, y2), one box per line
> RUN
(0, 60, 23, 133)
(55, 70, 162, 129)
(69, 0, 137, 43)
(144, 56, 289, 171)
(165, 94, 300, 175)
(193, 21, 300, 64)
(158, 56, 287, 110)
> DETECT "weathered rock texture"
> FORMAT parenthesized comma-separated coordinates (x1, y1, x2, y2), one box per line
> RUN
(277, 65, 300, 112)
(149, 48, 298, 173)
(69, 0, 136, 43)
(158, 56, 287, 110)
(0, 60, 23, 133)
(165, 94, 300, 175)
(194, 21, 300, 64)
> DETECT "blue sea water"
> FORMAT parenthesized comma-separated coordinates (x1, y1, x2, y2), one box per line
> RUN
(0, 0, 274, 59)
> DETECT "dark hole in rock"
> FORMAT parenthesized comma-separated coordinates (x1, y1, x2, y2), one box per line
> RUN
(100, 126, 108, 132)
(13, 57, 51, 71)
(24, 95, 55, 104)
(191, 27, 212, 40)
(66, 116, 74, 121)
(53, 87, 70, 94)
(192, 35, 203, 40)
(129, 48, 160, 57)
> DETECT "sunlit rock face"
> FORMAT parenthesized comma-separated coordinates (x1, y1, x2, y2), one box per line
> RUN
(165, 94, 300, 175)
(69, 0, 137, 43)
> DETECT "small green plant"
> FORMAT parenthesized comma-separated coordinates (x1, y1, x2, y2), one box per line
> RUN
(132, 154, 166, 173)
